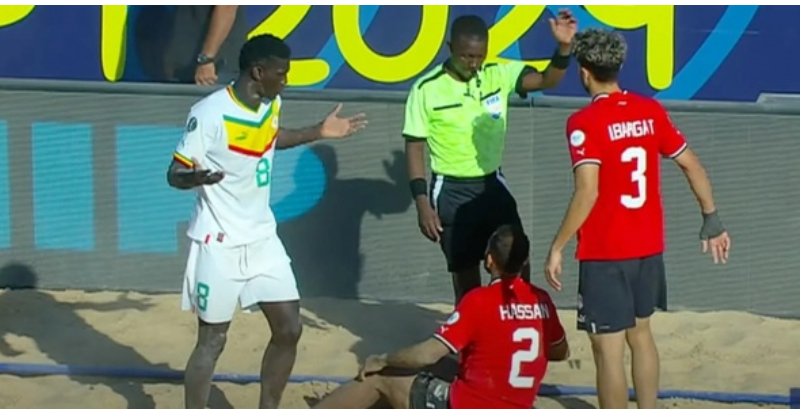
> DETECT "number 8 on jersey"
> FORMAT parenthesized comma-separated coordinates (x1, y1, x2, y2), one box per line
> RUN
(256, 158, 271, 187)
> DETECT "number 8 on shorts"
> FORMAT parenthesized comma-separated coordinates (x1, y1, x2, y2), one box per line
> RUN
(196, 282, 210, 312)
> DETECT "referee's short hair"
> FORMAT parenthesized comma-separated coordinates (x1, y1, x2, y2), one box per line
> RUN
(487, 224, 530, 275)
(239, 34, 291, 71)
(450, 15, 488, 41)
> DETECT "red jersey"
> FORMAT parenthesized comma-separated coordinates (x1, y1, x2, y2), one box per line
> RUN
(434, 277, 566, 409)
(565, 91, 688, 261)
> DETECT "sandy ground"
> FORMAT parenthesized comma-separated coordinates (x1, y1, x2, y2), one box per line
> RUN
(0, 289, 797, 409)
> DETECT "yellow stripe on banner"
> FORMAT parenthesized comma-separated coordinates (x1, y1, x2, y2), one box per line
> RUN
(101, 5, 128, 82)
(173, 152, 193, 167)
(0, 5, 35, 28)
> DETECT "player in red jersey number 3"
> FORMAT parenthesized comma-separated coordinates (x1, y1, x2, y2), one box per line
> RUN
(313, 225, 569, 409)
(543, 29, 731, 409)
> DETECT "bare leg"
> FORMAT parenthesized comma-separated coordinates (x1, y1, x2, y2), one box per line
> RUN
(312, 380, 382, 409)
(452, 266, 481, 305)
(258, 301, 303, 408)
(626, 318, 659, 409)
(589, 331, 628, 409)
(184, 319, 230, 409)
(314, 373, 416, 409)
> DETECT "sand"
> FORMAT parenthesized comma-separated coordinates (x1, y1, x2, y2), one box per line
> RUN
(0, 289, 796, 409)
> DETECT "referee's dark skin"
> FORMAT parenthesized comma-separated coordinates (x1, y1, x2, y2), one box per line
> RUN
(405, 10, 578, 304)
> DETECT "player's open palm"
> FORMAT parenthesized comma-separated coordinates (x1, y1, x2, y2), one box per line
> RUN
(320, 103, 369, 139)
(178, 157, 224, 186)
(702, 231, 731, 264)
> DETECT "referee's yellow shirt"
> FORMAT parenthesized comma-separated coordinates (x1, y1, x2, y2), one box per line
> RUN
(402, 61, 530, 178)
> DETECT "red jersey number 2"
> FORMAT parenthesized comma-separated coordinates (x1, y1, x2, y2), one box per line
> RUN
(621, 147, 648, 209)
(509, 327, 541, 388)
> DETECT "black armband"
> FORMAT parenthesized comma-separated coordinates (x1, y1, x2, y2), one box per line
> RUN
(549, 49, 571, 70)
(409, 178, 428, 199)
(699, 210, 725, 239)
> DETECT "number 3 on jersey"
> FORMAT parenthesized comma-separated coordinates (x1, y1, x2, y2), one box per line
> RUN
(509, 327, 540, 388)
(621, 146, 647, 209)
(256, 158, 271, 187)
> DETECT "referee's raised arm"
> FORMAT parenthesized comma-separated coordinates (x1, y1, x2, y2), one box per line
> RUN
(514, 9, 577, 97)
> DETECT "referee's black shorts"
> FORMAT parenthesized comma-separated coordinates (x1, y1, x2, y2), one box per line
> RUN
(429, 170, 523, 273)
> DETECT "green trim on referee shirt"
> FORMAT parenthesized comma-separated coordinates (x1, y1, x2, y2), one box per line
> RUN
(402, 61, 528, 178)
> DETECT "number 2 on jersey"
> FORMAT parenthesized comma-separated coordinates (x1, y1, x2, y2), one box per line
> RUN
(509, 327, 540, 388)
(256, 158, 271, 187)
(621, 146, 647, 209)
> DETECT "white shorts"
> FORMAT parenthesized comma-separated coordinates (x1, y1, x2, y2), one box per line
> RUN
(180, 234, 299, 323)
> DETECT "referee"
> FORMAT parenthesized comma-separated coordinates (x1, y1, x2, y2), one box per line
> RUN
(403, 10, 577, 304)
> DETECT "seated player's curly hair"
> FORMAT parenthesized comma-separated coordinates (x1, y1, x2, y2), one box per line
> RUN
(571, 28, 628, 83)
(238, 34, 291, 72)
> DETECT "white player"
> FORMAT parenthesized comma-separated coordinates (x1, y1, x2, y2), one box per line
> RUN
(166, 34, 367, 409)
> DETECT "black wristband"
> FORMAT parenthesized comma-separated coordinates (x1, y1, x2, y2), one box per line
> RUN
(699, 210, 725, 239)
(409, 178, 428, 199)
(550, 49, 571, 70)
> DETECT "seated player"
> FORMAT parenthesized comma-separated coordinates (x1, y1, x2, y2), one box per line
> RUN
(313, 225, 570, 409)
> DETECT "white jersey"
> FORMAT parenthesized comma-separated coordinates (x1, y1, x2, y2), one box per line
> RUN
(173, 86, 282, 246)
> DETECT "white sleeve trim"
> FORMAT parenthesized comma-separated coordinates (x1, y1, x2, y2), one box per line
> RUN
(667, 142, 688, 159)
(572, 158, 601, 170)
(433, 334, 459, 354)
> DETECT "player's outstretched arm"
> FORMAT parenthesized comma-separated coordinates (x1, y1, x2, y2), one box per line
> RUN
(360, 338, 450, 379)
(673, 148, 731, 263)
(166, 158, 223, 190)
(275, 103, 367, 149)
